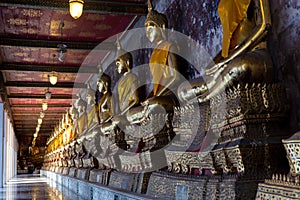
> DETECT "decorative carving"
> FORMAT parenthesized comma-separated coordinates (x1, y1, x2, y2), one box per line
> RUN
(282, 132, 300, 176)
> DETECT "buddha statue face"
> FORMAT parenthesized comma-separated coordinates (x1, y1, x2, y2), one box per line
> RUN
(97, 80, 105, 93)
(97, 74, 111, 94)
(146, 22, 162, 43)
(116, 58, 129, 74)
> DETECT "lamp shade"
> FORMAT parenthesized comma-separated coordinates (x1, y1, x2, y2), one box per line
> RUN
(69, 0, 84, 19)
(38, 118, 43, 125)
(42, 101, 48, 111)
(49, 71, 58, 85)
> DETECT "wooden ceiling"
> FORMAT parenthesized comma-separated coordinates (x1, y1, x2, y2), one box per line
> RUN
(0, 0, 147, 147)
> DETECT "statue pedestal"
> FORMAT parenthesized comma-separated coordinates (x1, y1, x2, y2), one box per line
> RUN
(62, 167, 69, 175)
(256, 132, 300, 199)
(68, 167, 77, 177)
(88, 169, 110, 185)
(159, 83, 291, 199)
(108, 171, 151, 194)
(76, 168, 90, 180)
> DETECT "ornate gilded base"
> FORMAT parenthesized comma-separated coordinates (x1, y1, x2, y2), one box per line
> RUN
(88, 169, 110, 185)
(68, 167, 77, 177)
(62, 167, 69, 175)
(76, 168, 90, 180)
(146, 172, 263, 199)
(108, 171, 150, 193)
(256, 176, 300, 199)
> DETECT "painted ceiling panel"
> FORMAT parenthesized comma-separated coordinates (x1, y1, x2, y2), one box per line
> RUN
(0, 46, 107, 66)
(3, 71, 91, 83)
(0, 6, 135, 42)
(10, 98, 72, 105)
(7, 87, 78, 95)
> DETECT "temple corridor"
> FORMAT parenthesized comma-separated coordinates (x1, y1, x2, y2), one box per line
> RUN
(0, 0, 299, 199)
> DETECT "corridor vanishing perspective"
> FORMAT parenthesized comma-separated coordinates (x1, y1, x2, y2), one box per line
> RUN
(0, 0, 299, 199)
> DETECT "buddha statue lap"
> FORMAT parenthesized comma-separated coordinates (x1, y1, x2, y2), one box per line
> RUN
(81, 137, 98, 169)
(67, 143, 76, 168)
(178, 0, 273, 103)
(74, 141, 85, 168)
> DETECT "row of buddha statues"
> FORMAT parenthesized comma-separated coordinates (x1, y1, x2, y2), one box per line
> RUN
(44, 0, 280, 175)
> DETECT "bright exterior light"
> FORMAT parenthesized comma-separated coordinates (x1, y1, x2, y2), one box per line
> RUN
(49, 71, 58, 85)
(40, 111, 45, 118)
(33, 132, 38, 138)
(38, 118, 43, 125)
(42, 101, 48, 111)
(36, 126, 40, 132)
(69, 0, 84, 19)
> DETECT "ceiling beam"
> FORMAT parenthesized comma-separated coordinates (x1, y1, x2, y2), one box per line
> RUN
(16, 132, 51, 136)
(14, 116, 63, 120)
(5, 81, 85, 88)
(14, 121, 61, 124)
(8, 94, 73, 99)
(0, 36, 113, 50)
(0, 63, 98, 73)
(13, 111, 66, 115)
(11, 104, 71, 108)
(15, 126, 54, 130)
(0, 0, 147, 15)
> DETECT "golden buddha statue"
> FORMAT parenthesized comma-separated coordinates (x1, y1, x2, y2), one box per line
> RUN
(112, 40, 140, 127)
(96, 73, 113, 124)
(179, 0, 273, 103)
(145, 0, 180, 99)
(127, 0, 180, 124)
(70, 105, 79, 139)
(76, 95, 88, 134)
(86, 82, 98, 128)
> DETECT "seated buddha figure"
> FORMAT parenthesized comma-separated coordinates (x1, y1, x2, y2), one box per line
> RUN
(70, 104, 79, 139)
(110, 40, 140, 150)
(127, 0, 180, 123)
(76, 95, 88, 134)
(178, 0, 273, 103)
(144, 0, 180, 103)
(112, 40, 139, 126)
(86, 83, 98, 128)
(96, 73, 113, 125)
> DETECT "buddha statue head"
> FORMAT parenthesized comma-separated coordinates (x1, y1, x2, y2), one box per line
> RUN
(145, 0, 168, 42)
(115, 39, 133, 75)
(97, 73, 111, 94)
(86, 82, 96, 105)
(76, 94, 87, 114)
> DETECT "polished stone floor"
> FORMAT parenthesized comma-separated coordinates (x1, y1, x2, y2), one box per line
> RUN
(0, 174, 66, 200)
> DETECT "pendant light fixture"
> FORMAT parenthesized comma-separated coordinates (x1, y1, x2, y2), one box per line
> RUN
(69, 0, 84, 19)
(49, 71, 58, 85)
(42, 100, 48, 111)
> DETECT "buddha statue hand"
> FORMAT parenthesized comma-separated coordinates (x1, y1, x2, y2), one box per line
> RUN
(178, 77, 209, 102)
(126, 104, 148, 124)
(112, 115, 129, 127)
(100, 121, 115, 135)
